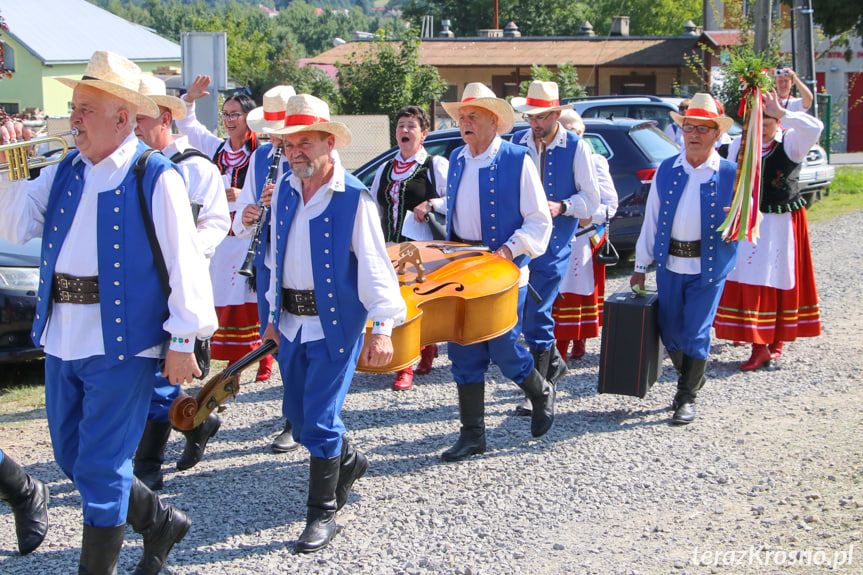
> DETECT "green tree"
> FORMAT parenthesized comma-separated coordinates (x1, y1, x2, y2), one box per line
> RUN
(518, 63, 587, 99)
(269, 47, 340, 108)
(337, 29, 447, 144)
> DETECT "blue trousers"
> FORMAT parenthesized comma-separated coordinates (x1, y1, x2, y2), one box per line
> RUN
(276, 330, 363, 459)
(45, 354, 156, 527)
(449, 286, 534, 386)
(656, 267, 727, 360)
(522, 245, 571, 351)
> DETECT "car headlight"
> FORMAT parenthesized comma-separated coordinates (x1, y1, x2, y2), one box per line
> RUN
(0, 267, 40, 291)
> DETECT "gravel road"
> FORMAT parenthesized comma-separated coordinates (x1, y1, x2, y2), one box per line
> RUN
(2, 210, 862, 575)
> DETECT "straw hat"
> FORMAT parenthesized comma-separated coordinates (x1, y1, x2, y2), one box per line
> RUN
(442, 83, 515, 134)
(270, 94, 351, 148)
(55, 50, 159, 118)
(511, 81, 573, 115)
(137, 74, 186, 120)
(247, 85, 296, 134)
(669, 93, 733, 134)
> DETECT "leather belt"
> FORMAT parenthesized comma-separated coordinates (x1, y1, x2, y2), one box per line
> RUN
(53, 273, 100, 304)
(669, 239, 701, 258)
(449, 230, 483, 246)
(281, 288, 318, 316)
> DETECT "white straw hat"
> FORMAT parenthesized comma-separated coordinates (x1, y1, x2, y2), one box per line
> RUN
(441, 83, 515, 134)
(138, 74, 186, 120)
(246, 85, 297, 134)
(511, 81, 573, 115)
(270, 94, 351, 148)
(669, 92, 733, 134)
(55, 50, 159, 118)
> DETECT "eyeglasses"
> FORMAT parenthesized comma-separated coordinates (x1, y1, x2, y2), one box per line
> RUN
(681, 124, 716, 134)
(522, 112, 552, 122)
(220, 111, 243, 121)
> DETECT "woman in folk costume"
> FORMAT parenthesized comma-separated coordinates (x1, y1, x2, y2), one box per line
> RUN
(553, 111, 619, 360)
(714, 89, 824, 370)
(176, 75, 273, 379)
(369, 105, 448, 390)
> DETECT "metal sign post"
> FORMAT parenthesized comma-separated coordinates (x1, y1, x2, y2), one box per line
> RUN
(180, 32, 228, 133)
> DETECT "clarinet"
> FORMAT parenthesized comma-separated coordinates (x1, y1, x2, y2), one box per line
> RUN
(238, 144, 283, 277)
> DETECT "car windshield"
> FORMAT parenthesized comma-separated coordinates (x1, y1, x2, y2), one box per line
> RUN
(629, 125, 679, 163)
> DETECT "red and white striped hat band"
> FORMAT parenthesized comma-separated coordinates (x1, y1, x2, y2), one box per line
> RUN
(441, 82, 515, 135)
(247, 85, 296, 135)
(271, 94, 352, 148)
(669, 93, 733, 134)
(511, 80, 573, 115)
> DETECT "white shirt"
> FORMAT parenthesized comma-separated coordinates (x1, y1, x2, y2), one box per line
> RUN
(665, 123, 684, 147)
(175, 97, 251, 187)
(452, 135, 552, 286)
(0, 133, 218, 360)
(265, 160, 406, 343)
(232, 145, 290, 240)
(515, 123, 601, 220)
(590, 155, 619, 224)
(635, 150, 723, 275)
(727, 109, 824, 166)
(163, 135, 230, 258)
(369, 147, 449, 215)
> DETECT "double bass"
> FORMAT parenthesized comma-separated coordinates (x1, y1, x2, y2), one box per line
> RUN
(168, 240, 520, 428)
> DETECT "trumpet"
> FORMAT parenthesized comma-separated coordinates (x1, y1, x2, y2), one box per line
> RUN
(0, 129, 78, 181)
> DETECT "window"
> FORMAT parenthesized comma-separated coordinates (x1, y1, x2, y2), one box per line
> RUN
(1, 42, 13, 73)
(0, 103, 19, 115)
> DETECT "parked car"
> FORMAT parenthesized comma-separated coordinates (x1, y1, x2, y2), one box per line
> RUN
(0, 238, 43, 362)
(353, 118, 681, 254)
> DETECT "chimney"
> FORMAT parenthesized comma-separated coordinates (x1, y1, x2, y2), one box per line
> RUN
(439, 19, 454, 38)
(504, 22, 521, 38)
(479, 29, 503, 37)
(682, 20, 699, 36)
(610, 16, 630, 37)
(578, 21, 595, 36)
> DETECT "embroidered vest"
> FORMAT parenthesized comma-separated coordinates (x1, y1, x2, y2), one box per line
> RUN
(653, 156, 739, 286)
(32, 143, 174, 365)
(378, 155, 437, 243)
(213, 137, 258, 189)
(271, 173, 368, 361)
(445, 141, 530, 268)
(513, 128, 582, 254)
(760, 139, 804, 214)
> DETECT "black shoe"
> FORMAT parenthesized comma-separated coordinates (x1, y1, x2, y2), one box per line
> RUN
(176, 413, 220, 471)
(518, 369, 555, 438)
(78, 523, 125, 575)
(271, 421, 300, 453)
(336, 437, 368, 510)
(441, 382, 486, 462)
(296, 455, 340, 553)
(126, 478, 191, 575)
(672, 401, 696, 425)
(514, 394, 532, 417)
(546, 346, 567, 387)
(134, 420, 172, 491)
(0, 453, 49, 555)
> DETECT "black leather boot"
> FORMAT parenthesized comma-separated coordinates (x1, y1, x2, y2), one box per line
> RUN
(335, 436, 368, 511)
(518, 369, 555, 438)
(126, 478, 191, 575)
(134, 421, 172, 491)
(0, 452, 49, 555)
(441, 382, 486, 462)
(668, 350, 685, 376)
(546, 345, 567, 387)
(296, 455, 340, 553)
(672, 355, 708, 425)
(78, 523, 125, 575)
(271, 420, 300, 453)
(517, 348, 561, 416)
(176, 412, 221, 471)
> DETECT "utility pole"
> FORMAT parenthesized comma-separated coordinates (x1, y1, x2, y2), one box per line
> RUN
(793, 0, 818, 115)
(753, 0, 772, 55)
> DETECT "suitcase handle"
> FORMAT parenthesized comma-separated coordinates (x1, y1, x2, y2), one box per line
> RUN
(631, 286, 657, 296)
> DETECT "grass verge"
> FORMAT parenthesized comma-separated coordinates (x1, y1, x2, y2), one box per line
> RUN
(807, 166, 863, 223)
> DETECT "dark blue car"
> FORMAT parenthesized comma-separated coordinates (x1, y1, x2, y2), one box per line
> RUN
(353, 118, 680, 253)
(0, 238, 43, 362)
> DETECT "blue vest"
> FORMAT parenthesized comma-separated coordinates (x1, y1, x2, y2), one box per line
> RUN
(32, 143, 175, 365)
(271, 172, 368, 361)
(653, 155, 739, 286)
(445, 140, 530, 268)
(513, 128, 582, 254)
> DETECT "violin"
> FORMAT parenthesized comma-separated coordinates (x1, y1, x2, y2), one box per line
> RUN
(169, 339, 278, 431)
(356, 241, 521, 374)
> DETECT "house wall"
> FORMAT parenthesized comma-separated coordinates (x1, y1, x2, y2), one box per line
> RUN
(0, 36, 45, 114)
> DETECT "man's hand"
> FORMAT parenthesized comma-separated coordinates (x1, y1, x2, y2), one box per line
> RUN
(763, 89, 786, 120)
(548, 200, 565, 218)
(630, 271, 646, 292)
(260, 183, 274, 207)
(185, 75, 211, 103)
(579, 217, 592, 227)
(413, 200, 433, 222)
(162, 350, 201, 385)
(361, 334, 393, 368)
(242, 204, 263, 227)
(225, 187, 240, 203)
(494, 245, 513, 261)
(0, 120, 30, 165)
(263, 322, 279, 344)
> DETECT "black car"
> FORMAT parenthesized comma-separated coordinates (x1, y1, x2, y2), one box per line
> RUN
(0, 238, 43, 362)
(353, 118, 680, 253)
